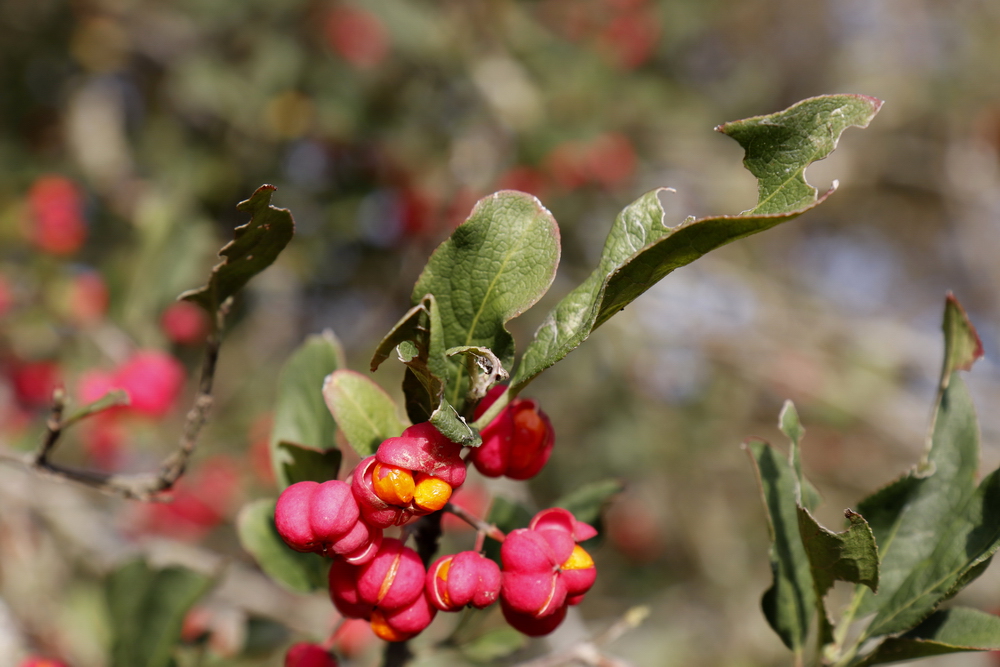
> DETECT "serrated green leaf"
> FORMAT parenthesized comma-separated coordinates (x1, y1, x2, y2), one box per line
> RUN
(859, 607, 1000, 666)
(554, 478, 624, 526)
(322, 369, 406, 458)
(798, 507, 879, 597)
(236, 499, 328, 594)
(854, 300, 984, 623)
(865, 465, 1000, 638)
(269, 331, 344, 489)
(460, 626, 527, 663)
(746, 438, 816, 654)
(277, 442, 341, 486)
(413, 191, 560, 407)
(106, 559, 214, 667)
(779, 400, 822, 511)
(511, 95, 881, 393)
(180, 184, 294, 314)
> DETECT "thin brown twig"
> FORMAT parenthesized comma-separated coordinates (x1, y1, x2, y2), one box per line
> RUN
(25, 300, 229, 500)
(444, 502, 506, 542)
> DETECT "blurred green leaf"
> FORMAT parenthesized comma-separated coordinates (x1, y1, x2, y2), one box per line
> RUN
(180, 184, 295, 314)
(460, 626, 527, 663)
(269, 331, 344, 489)
(236, 498, 328, 594)
(745, 438, 817, 655)
(856, 297, 984, 628)
(277, 441, 342, 486)
(323, 369, 406, 458)
(779, 400, 822, 511)
(413, 191, 560, 407)
(797, 507, 878, 597)
(859, 607, 1000, 666)
(106, 559, 213, 667)
(512, 95, 882, 392)
(241, 615, 291, 658)
(555, 478, 624, 526)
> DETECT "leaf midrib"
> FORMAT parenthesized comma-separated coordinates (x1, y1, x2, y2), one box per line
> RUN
(450, 216, 534, 404)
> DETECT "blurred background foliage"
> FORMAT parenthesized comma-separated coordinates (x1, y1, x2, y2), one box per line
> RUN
(3, 0, 1000, 665)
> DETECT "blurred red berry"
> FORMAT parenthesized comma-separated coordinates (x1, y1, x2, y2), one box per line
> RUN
(497, 167, 549, 200)
(11, 360, 61, 409)
(284, 642, 338, 667)
(19, 657, 70, 667)
(543, 141, 590, 191)
(114, 350, 185, 418)
(324, 6, 389, 70)
(331, 618, 376, 658)
(27, 175, 87, 255)
(0, 275, 13, 317)
(161, 301, 210, 346)
(585, 133, 636, 188)
(67, 271, 109, 326)
(130, 456, 242, 541)
(599, 8, 660, 69)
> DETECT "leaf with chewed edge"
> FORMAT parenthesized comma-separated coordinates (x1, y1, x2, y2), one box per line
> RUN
(510, 95, 882, 394)
(854, 296, 984, 630)
(181, 184, 294, 314)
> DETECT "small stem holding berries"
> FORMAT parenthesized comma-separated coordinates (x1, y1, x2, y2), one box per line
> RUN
(444, 502, 506, 542)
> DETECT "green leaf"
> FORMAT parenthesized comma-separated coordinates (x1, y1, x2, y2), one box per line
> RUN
(865, 463, 1000, 638)
(277, 442, 341, 486)
(511, 95, 882, 392)
(460, 626, 527, 663)
(106, 559, 214, 667)
(554, 478, 624, 526)
(180, 184, 295, 314)
(718, 95, 883, 215)
(322, 369, 406, 458)
(779, 400, 822, 511)
(269, 331, 345, 489)
(941, 293, 984, 385)
(745, 438, 817, 654)
(370, 295, 481, 445)
(236, 499, 328, 594)
(855, 297, 984, 623)
(413, 191, 560, 408)
(797, 507, 879, 597)
(859, 607, 1000, 666)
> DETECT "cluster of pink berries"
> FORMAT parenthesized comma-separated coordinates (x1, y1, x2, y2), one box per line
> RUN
(275, 387, 597, 653)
